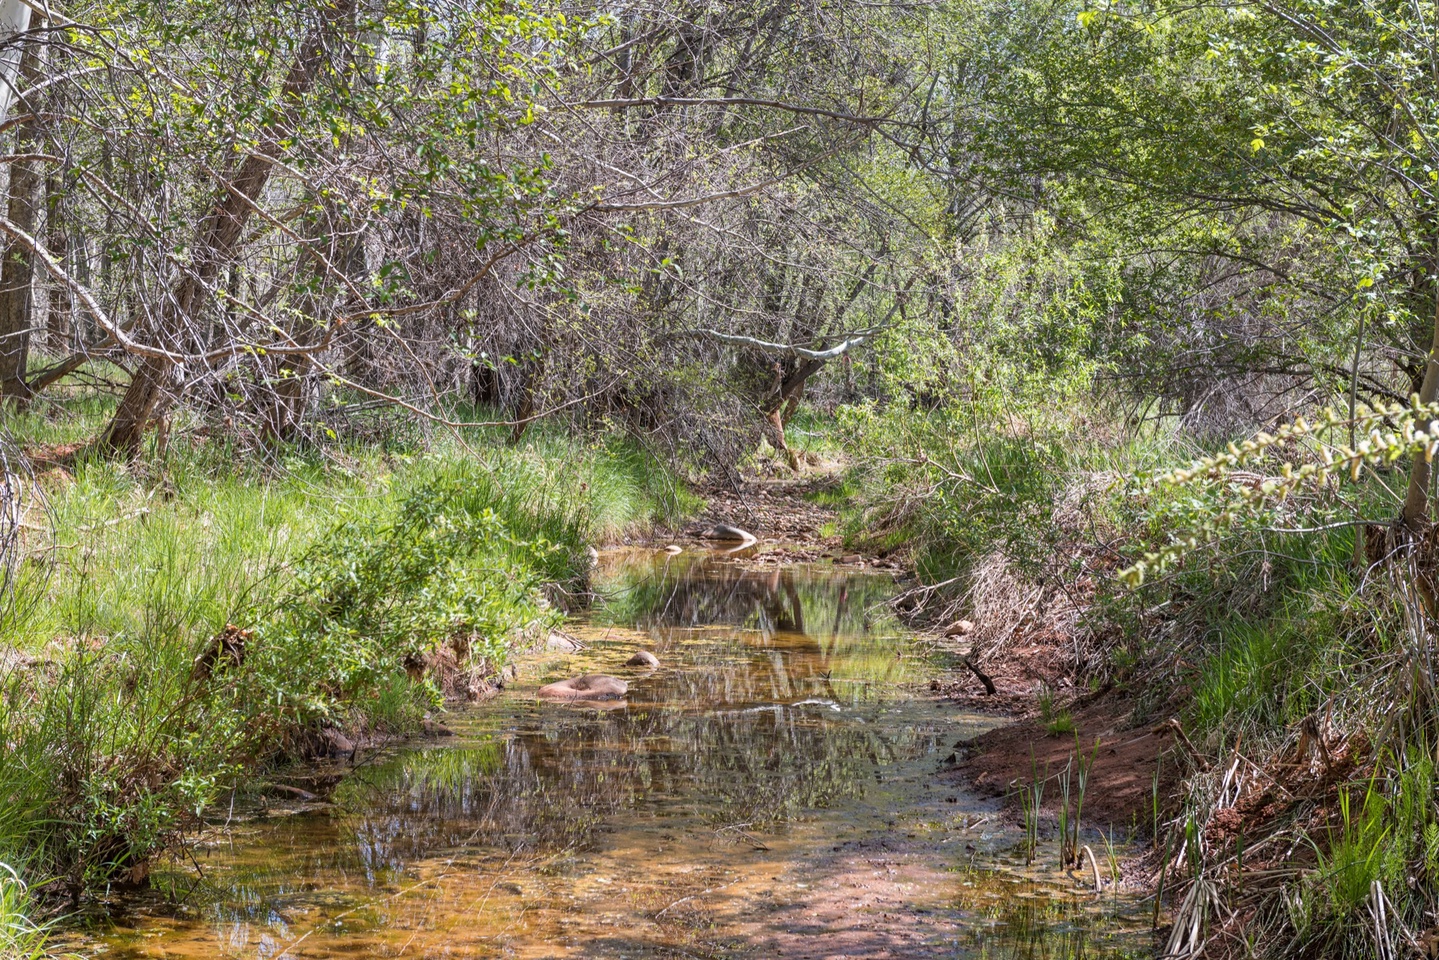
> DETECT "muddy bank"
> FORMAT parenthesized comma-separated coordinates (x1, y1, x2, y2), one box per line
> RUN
(944, 696, 1182, 835)
(923, 621, 1182, 842)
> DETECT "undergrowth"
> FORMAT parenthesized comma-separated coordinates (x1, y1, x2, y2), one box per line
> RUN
(0, 391, 690, 923)
(833, 394, 1439, 959)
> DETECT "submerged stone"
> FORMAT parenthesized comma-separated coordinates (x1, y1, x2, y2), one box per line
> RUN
(537, 674, 628, 700)
(626, 649, 660, 668)
(546, 631, 583, 653)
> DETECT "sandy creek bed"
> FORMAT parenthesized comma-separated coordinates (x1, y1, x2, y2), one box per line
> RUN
(61, 549, 1152, 959)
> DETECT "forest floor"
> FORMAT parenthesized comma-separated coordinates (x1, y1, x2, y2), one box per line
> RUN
(649, 468, 904, 571)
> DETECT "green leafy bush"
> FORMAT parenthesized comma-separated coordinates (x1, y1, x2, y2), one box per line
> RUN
(244, 478, 561, 732)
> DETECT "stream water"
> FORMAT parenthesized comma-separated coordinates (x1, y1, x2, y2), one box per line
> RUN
(67, 549, 1152, 958)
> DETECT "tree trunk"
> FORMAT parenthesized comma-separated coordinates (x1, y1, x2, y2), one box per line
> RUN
(0, 41, 42, 405)
(45, 173, 72, 354)
(262, 353, 313, 442)
(1403, 288, 1439, 531)
(508, 355, 545, 445)
(96, 0, 355, 456)
(101, 355, 175, 454)
(763, 356, 825, 471)
(0, 0, 31, 127)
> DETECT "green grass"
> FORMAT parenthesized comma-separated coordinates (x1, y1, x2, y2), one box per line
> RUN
(829, 400, 1185, 587)
(785, 408, 849, 463)
(1045, 710, 1076, 737)
(0, 386, 695, 916)
(1190, 619, 1326, 739)
(0, 863, 52, 960)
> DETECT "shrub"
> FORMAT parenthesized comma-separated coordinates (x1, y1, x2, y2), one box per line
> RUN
(242, 477, 562, 734)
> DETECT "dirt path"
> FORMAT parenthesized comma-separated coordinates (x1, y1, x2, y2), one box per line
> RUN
(687, 475, 843, 545)
(656, 474, 905, 572)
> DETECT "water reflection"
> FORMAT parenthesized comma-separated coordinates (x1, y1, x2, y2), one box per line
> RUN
(597, 550, 895, 640)
(318, 552, 926, 860)
(71, 551, 1148, 959)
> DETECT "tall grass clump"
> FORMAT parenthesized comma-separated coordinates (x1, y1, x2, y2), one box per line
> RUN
(0, 864, 52, 960)
(0, 397, 692, 913)
(833, 397, 1178, 586)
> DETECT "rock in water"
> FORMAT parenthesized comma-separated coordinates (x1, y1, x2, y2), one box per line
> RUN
(705, 523, 756, 543)
(626, 650, 660, 668)
(537, 674, 629, 700)
(320, 728, 356, 759)
(422, 717, 456, 737)
(944, 620, 976, 637)
(664, 544, 683, 555)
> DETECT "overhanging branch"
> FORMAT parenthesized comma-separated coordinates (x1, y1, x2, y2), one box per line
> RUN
(573, 95, 907, 128)
(692, 287, 912, 360)
(694, 327, 884, 361)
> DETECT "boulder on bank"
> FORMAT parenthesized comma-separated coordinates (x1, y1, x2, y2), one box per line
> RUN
(944, 620, 976, 637)
(703, 523, 756, 543)
(626, 650, 660, 668)
(320, 727, 356, 759)
(537, 674, 629, 700)
(422, 717, 456, 737)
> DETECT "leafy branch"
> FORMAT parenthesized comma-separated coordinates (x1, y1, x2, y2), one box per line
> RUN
(1122, 399, 1439, 585)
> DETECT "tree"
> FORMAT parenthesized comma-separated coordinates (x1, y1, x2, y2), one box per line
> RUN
(933, 0, 1439, 524)
(96, 0, 358, 454)
(0, 37, 40, 405)
(0, 0, 31, 126)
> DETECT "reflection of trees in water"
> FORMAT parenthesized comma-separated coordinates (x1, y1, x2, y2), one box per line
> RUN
(157, 559, 930, 929)
(600, 553, 913, 696)
(279, 563, 923, 878)
(313, 560, 926, 869)
(333, 691, 939, 871)
(597, 553, 898, 643)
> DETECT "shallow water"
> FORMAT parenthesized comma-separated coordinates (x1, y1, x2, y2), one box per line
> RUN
(65, 550, 1152, 958)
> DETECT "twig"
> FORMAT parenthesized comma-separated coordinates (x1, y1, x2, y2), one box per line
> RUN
(654, 877, 743, 919)
(960, 654, 996, 695)
(1081, 844, 1102, 892)
(74, 507, 149, 532)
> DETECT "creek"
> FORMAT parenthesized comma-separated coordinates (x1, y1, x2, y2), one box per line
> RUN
(67, 549, 1152, 958)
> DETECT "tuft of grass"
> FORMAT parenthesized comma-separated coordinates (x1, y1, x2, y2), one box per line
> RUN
(1018, 753, 1045, 865)
(0, 863, 54, 960)
(1036, 683, 1075, 736)
(1191, 620, 1324, 739)
(1046, 710, 1076, 737)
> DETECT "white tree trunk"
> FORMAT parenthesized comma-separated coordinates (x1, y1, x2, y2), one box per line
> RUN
(0, 0, 32, 127)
